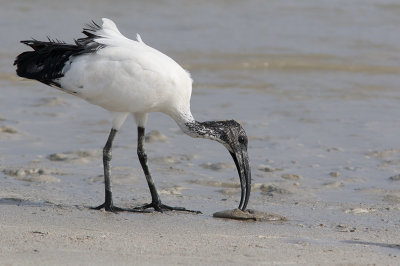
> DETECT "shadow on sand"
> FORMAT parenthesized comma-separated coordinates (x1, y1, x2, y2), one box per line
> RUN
(343, 240, 400, 250)
(0, 197, 57, 207)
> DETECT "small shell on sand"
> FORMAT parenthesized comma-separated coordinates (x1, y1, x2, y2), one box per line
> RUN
(213, 208, 287, 222)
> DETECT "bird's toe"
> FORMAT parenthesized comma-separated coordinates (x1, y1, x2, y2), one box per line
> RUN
(132, 202, 201, 214)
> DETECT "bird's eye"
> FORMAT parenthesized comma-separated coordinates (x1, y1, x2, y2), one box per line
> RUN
(238, 135, 246, 144)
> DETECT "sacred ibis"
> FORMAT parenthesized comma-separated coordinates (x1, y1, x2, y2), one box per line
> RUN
(14, 18, 251, 213)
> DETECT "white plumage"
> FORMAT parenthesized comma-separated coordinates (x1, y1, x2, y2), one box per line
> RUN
(61, 18, 194, 130)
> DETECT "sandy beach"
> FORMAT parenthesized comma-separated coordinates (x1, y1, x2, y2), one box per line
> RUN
(1, 200, 399, 265)
(1, 0, 400, 265)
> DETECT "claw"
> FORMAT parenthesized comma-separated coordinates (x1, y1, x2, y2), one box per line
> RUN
(133, 202, 201, 214)
(90, 202, 126, 212)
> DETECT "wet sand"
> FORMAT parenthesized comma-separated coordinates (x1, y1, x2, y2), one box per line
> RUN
(1, 199, 399, 265)
(1, 85, 399, 265)
(1, 0, 400, 265)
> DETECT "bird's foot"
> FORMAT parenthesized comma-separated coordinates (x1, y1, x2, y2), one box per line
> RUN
(90, 201, 149, 213)
(132, 202, 201, 214)
(90, 202, 127, 213)
(90, 202, 155, 213)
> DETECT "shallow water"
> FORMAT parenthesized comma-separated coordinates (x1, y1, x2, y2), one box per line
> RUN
(1, 0, 400, 217)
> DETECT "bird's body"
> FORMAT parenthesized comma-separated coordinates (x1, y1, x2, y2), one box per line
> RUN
(21, 19, 194, 129)
(62, 45, 192, 117)
(14, 18, 251, 213)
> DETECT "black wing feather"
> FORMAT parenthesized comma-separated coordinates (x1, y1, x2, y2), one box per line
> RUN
(14, 20, 105, 88)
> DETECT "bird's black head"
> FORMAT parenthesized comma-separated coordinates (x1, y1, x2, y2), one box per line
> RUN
(195, 120, 251, 210)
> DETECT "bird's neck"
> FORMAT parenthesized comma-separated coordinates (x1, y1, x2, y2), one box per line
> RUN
(183, 120, 222, 141)
(172, 111, 221, 141)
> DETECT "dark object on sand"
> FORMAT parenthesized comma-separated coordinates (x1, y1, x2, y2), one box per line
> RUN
(213, 209, 287, 221)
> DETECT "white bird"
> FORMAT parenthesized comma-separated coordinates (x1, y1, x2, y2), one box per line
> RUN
(14, 18, 251, 213)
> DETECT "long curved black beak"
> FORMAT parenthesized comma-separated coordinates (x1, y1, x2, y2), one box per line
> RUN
(230, 148, 251, 211)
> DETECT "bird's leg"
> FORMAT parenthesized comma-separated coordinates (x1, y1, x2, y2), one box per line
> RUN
(137, 127, 161, 205)
(92, 128, 125, 212)
(133, 126, 201, 213)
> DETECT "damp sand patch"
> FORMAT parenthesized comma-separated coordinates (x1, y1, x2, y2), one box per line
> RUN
(213, 208, 287, 222)
(188, 179, 240, 188)
(3, 167, 64, 183)
(145, 130, 168, 143)
(149, 154, 196, 165)
(159, 186, 187, 195)
(47, 149, 101, 163)
(200, 162, 234, 171)
(0, 126, 19, 137)
(389, 174, 400, 181)
(0, 126, 18, 134)
(33, 97, 67, 107)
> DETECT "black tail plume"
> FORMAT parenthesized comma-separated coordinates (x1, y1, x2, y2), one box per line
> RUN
(14, 40, 85, 87)
(14, 20, 105, 87)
